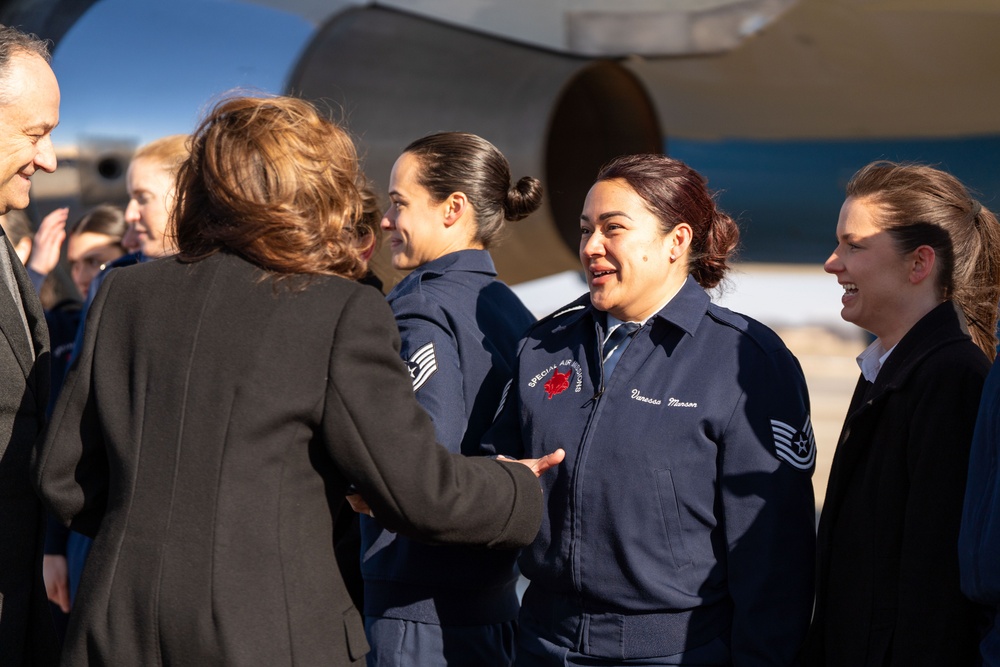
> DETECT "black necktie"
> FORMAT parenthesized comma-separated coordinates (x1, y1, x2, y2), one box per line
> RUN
(602, 321, 640, 379)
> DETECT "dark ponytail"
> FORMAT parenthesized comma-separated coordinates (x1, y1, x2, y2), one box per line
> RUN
(596, 154, 739, 289)
(404, 132, 543, 248)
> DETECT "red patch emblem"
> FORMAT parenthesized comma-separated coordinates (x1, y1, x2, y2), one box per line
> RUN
(544, 369, 572, 399)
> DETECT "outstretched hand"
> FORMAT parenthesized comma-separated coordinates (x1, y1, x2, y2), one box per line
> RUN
(503, 448, 566, 477)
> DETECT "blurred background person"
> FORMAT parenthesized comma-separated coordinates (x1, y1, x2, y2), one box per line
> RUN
(64, 204, 128, 300)
(484, 154, 817, 666)
(63, 135, 190, 371)
(805, 161, 1000, 666)
(362, 132, 541, 666)
(33, 95, 560, 666)
(124, 133, 187, 260)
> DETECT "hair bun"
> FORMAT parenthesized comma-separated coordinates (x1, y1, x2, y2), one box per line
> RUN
(503, 176, 543, 222)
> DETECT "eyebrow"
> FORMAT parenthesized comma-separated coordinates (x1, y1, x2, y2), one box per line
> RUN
(25, 122, 56, 133)
(580, 210, 632, 223)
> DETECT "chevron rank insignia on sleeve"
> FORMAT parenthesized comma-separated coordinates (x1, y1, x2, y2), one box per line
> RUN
(770, 416, 816, 470)
(405, 342, 437, 392)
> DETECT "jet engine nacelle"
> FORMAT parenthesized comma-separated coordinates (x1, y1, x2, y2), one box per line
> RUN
(290, 7, 662, 287)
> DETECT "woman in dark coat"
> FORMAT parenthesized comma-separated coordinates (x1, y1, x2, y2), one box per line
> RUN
(805, 161, 1000, 666)
(31, 95, 560, 667)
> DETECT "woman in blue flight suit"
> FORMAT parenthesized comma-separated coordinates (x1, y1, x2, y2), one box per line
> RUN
(361, 132, 542, 666)
(483, 154, 817, 666)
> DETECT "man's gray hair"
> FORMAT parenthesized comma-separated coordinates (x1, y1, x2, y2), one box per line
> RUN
(0, 24, 51, 65)
(0, 25, 51, 103)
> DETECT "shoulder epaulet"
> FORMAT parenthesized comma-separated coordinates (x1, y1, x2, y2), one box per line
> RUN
(531, 293, 591, 330)
(706, 302, 786, 355)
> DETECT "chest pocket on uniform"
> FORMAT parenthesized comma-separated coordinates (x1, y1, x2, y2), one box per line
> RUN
(653, 469, 693, 570)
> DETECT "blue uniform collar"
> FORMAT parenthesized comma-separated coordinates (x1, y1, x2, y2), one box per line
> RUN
(390, 249, 498, 298)
(402, 249, 497, 283)
(648, 275, 709, 337)
(579, 274, 708, 338)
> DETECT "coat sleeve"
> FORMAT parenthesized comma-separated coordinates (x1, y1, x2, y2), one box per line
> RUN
(894, 352, 988, 664)
(960, 358, 1000, 606)
(323, 285, 542, 550)
(31, 268, 119, 538)
(721, 345, 816, 666)
(391, 294, 466, 452)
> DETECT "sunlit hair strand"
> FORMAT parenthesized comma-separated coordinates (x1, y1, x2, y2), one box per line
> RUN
(173, 95, 373, 281)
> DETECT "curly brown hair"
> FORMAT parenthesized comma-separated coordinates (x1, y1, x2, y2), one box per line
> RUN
(173, 95, 373, 280)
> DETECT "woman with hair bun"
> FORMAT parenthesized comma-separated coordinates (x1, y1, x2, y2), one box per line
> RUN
(806, 161, 999, 666)
(360, 132, 542, 666)
(482, 154, 817, 666)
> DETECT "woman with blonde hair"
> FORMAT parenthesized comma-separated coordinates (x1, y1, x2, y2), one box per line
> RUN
(33, 95, 559, 666)
(125, 133, 189, 259)
(806, 161, 999, 666)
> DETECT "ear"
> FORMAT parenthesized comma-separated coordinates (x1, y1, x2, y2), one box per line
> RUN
(909, 245, 937, 285)
(442, 192, 468, 228)
(668, 222, 694, 263)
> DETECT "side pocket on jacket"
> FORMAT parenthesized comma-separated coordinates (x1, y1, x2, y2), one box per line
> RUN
(653, 468, 693, 570)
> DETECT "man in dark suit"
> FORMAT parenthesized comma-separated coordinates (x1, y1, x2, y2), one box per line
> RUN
(0, 23, 61, 665)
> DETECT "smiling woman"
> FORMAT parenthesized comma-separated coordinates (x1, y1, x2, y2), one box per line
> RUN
(363, 132, 542, 667)
(482, 153, 818, 666)
(123, 134, 188, 259)
(806, 161, 1000, 666)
